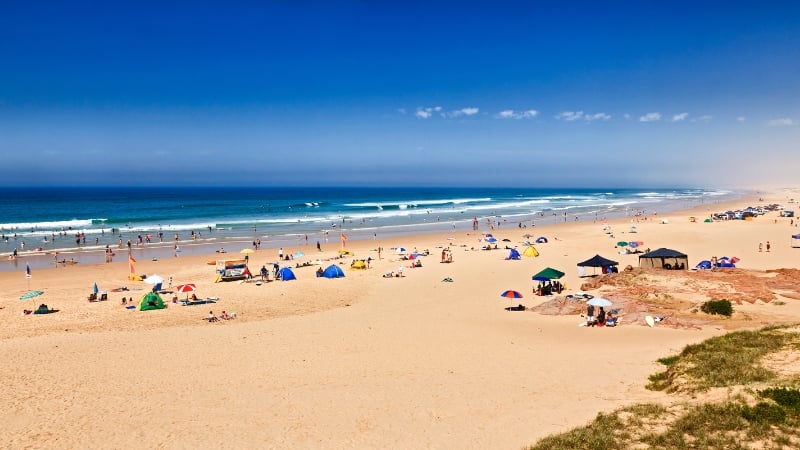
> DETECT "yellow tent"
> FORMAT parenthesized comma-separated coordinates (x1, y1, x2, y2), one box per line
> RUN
(350, 260, 367, 270)
(522, 246, 539, 257)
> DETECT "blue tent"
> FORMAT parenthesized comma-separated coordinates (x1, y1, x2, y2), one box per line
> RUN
(695, 260, 712, 270)
(507, 248, 521, 260)
(323, 264, 345, 278)
(279, 267, 296, 281)
(535, 236, 548, 243)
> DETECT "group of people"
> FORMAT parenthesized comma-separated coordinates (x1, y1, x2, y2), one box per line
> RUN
(534, 280, 564, 296)
(584, 304, 617, 327)
(206, 310, 234, 322)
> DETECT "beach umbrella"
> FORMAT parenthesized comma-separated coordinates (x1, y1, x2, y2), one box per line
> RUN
(396, 247, 406, 253)
(293, 251, 305, 258)
(240, 248, 255, 254)
(20, 290, 44, 301)
(175, 283, 197, 300)
(175, 283, 196, 293)
(144, 274, 164, 285)
(93, 282, 99, 294)
(616, 241, 628, 247)
(500, 290, 523, 299)
(586, 297, 612, 307)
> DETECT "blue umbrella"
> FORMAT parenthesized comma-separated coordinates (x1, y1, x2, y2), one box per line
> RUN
(93, 282, 99, 294)
(500, 290, 523, 299)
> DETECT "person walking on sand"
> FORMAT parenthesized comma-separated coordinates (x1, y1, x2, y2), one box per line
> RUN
(766, 241, 771, 252)
(759, 242, 763, 252)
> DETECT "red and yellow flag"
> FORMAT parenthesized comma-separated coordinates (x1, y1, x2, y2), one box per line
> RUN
(128, 254, 136, 274)
(341, 233, 347, 247)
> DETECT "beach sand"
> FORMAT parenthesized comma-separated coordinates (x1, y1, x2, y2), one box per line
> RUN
(2, 189, 800, 449)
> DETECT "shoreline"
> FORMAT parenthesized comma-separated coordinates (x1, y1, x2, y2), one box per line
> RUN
(1, 188, 752, 272)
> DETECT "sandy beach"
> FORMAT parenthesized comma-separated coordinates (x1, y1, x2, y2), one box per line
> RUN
(2, 188, 800, 449)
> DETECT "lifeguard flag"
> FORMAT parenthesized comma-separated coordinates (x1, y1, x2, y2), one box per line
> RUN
(341, 233, 347, 247)
(128, 255, 136, 274)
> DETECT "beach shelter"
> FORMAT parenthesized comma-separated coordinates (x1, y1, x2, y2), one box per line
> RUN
(278, 267, 296, 281)
(638, 248, 688, 270)
(323, 264, 345, 278)
(577, 254, 619, 275)
(535, 236, 548, 243)
(577, 254, 619, 268)
(793, 234, 800, 248)
(139, 292, 165, 311)
(507, 248, 521, 260)
(532, 267, 565, 281)
(350, 260, 367, 270)
(522, 246, 539, 257)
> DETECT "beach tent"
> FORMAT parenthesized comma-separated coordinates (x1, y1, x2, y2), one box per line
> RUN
(350, 260, 367, 270)
(695, 260, 712, 270)
(139, 292, 165, 311)
(793, 234, 800, 248)
(535, 236, 548, 243)
(323, 264, 345, 278)
(532, 267, 565, 281)
(507, 248, 521, 260)
(522, 246, 539, 257)
(278, 267, 296, 281)
(638, 248, 688, 270)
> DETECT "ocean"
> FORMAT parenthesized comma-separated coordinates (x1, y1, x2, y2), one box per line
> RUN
(1, 186, 737, 272)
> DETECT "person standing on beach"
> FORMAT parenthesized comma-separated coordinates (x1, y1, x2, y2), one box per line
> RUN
(759, 242, 763, 252)
(278, 247, 283, 260)
(766, 241, 771, 252)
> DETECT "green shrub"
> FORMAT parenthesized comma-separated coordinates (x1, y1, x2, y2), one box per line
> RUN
(760, 387, 800, 410)
(701, 299, 733, 316)
(741, 402, 786, 424)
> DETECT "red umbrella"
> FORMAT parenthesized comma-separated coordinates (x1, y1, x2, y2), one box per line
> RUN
(175, 283, 197, 300)
(175, 283, 196, 293)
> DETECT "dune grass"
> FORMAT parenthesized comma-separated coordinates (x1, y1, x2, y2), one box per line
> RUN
(530, 325, 800, 449)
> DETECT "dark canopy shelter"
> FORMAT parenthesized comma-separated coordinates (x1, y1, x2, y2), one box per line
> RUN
(577, 254, 619, 267)
(639, 248, 688, 270)
(532, 267, 565, 281)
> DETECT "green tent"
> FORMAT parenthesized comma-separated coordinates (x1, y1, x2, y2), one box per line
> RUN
(532, 267, 565, 281)
(139, 292, 166, 311)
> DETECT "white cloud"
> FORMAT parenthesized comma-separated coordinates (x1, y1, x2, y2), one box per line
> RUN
(415, 109, 432, 119)
(768, 118, 795, 127)
(623, 113, 631, 120)
(449, 107, 479, 118)
(692, 115, 713, 122)
(556, 111, 584, 121)
(639, 112, 661, 122)
(496, 109, 539, 119)
(585, 112, 611, 122)
(737, 116, 746, 122)
(672, 113, 688, 122)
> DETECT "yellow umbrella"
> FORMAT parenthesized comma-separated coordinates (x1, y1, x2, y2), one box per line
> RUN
(240, 248, 255, 254)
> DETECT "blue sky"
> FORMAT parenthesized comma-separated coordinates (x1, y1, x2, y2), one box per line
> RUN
(1, 2, 798, 188)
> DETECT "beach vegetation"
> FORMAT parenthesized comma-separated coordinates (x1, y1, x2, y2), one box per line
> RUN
(701, 299, 733, 317)
(531, 325, 800, 449)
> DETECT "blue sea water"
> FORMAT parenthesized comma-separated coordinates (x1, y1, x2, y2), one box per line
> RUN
(0, 186, 737, 272)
